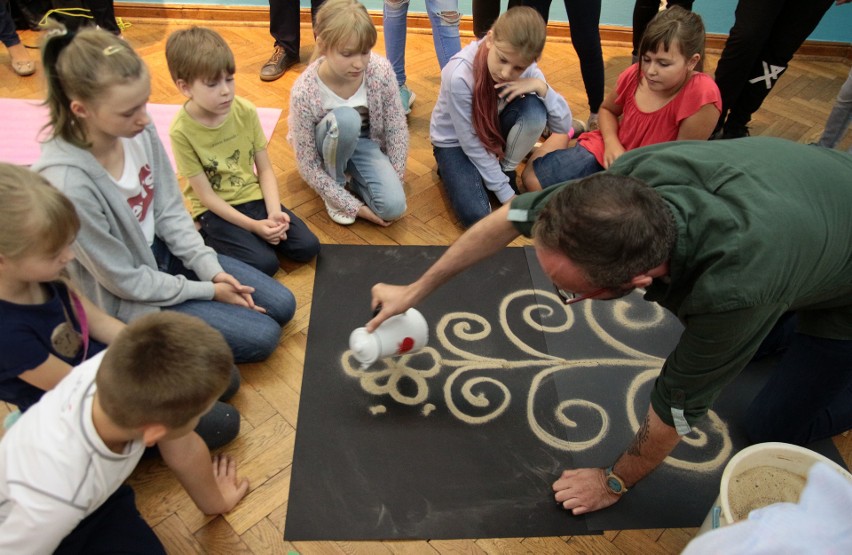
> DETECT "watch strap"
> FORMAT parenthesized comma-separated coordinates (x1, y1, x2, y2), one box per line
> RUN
(605, 466, 629, 495)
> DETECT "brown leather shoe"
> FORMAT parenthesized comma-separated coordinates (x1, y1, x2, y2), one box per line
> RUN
(260, 46, 298, 82)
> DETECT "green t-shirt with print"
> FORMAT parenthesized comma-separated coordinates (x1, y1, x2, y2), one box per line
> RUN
(170, 95, 266, 218)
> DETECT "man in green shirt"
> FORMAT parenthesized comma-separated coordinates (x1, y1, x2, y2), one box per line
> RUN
(367, 137, 852, 515)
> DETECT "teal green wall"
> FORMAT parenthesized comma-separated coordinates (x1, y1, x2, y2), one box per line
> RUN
(127, 0, 852, 43)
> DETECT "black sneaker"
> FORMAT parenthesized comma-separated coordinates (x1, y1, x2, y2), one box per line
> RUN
(260, 46, 299, 82)
(503, 169, 519, 195)
(723, 125, 750, 139)
(711, 125, 750, 140)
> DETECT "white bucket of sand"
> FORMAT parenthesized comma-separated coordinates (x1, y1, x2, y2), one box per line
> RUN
(697, 442, 852, 534)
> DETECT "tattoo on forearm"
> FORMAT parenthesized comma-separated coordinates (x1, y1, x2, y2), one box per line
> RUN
(626, 413, 651, 457)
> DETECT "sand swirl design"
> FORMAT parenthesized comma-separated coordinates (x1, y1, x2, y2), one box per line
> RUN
(341, 289, 732, 471)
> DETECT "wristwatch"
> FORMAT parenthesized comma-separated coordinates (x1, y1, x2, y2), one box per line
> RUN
(604, 467, 629, 496)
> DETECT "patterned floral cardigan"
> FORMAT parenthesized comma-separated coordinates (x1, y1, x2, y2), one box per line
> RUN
(287, 53, 409, 218)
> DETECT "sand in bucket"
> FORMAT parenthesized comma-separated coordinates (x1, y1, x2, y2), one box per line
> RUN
(721, 442, 851, 525)
(727, 465, 807, 522)
(697, 441, 852, 534)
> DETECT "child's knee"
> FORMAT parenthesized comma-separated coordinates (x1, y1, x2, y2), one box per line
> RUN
(251, 250, 281, 277)
(287, 234, 322, 262)
(372, 178, 407, 221)
(327, 107, 362, 139)
(430, 2, 461, 27)
(521, 162, 541, 192)
(514, 94, 547, 126)
(378, 199, 407, 221)
(263, 286, 297, 326)
(244, 320, 285, 361)
(455, 202, 490, 229)
(194, 401, 241, 450)
(384, 0, 410, 11)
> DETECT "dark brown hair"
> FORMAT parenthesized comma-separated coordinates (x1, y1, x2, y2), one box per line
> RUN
(532, 173, 676, 288)
(638, 5, 705, 73)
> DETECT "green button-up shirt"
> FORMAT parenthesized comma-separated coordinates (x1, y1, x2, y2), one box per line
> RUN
(509, 138, 852, 428)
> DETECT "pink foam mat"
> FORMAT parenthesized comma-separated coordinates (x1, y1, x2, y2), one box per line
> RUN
(0, 98, 282, 168)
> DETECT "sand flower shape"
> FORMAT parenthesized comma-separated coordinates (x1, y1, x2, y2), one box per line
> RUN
(341, 347, 442, 406)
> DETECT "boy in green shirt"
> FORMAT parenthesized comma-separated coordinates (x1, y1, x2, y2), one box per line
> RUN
(166, 27, 320, 277)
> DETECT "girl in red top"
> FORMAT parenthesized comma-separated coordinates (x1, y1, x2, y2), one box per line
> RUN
(523, 6, 721, 190)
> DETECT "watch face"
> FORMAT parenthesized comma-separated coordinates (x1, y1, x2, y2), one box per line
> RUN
(607, 476, 623, 494)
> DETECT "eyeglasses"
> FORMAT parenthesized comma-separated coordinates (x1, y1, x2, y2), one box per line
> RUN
(553, 283, 610, 305)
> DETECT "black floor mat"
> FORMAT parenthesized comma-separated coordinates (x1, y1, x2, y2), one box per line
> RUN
(284, 245, 845, 541)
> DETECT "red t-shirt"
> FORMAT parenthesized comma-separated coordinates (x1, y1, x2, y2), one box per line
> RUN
(579, 64, 721, 166)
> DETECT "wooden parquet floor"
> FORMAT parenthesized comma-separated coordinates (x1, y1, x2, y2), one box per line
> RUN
(2, 15, 851, 554)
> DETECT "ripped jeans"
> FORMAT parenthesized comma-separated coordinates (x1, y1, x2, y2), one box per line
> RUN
(383, 0, 461, 86)
(315, 107, 407, 221)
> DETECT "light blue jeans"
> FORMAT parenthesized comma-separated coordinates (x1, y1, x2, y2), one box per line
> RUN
(315, 107, 407, 220)
(383, 0, 461, 86)
(817, 64, 852, 154)
(152, 238, 295, 363)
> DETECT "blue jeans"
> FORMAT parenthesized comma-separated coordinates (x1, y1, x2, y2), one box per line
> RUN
(434, 94, 547, 227)
(531, 143, 603, 188)
(199, 199, 321, 276)
(315, 107, 407, 220)
(152, 238, 295, 363)
(383, 0, 461, 86)
(817, 64, 852, 153)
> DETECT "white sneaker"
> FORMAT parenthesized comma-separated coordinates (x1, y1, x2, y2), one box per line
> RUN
(326, 203, 356, 225)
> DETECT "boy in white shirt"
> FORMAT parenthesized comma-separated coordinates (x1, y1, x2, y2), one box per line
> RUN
(0, 312, 249, 554)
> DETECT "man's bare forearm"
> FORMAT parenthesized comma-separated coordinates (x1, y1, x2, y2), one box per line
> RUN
(611, 405, 682, 487)
(367, 204, 521, 330)
(411, 203, 520, 302)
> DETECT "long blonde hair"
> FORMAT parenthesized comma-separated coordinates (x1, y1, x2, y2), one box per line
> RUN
(0, 163, 79, 260)
(312, 0, 377, 62)
(42, 25, 147, 149)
